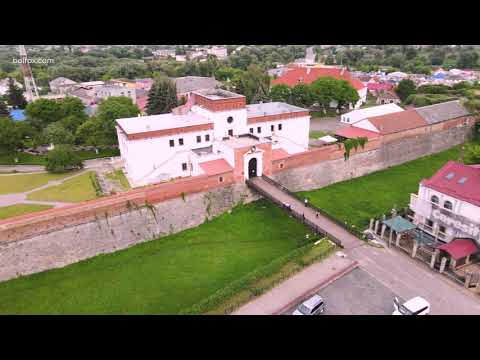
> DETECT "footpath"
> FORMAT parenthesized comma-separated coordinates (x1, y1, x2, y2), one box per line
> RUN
(233, 255, 358, 315)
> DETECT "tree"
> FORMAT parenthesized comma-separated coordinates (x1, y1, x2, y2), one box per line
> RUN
(0, 101, 10, 118)
(25, 98, 63, 131)
(60, 96, 87, 120)
(269, 84, 291, 102)
(0, 117, 23, 153)
(334, 80, 360, 111)
(395, 79, 416, 102)
(6, 78, 27, 109)
(75, 117, 104, 147)
(146, 78, 178, 115)
(235, 64, 270, 104)
(310, 77, 337, 112)
(45, 144, 84, 173)
(463, 144, 480, 165)
(291, 84, 314, 108)
(43, 122, 75, 145)
(96, 97, 139, 145)
(456, 50, 479, 69)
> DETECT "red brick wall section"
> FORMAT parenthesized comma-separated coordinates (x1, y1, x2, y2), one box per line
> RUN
(0, 171, 235, 243)
(233, 143, 273, 181)
(193, 93, 246, 112)
(126, 123, 214, 140)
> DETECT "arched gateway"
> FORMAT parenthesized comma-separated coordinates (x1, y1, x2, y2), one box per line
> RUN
(248, 157, 258, 178)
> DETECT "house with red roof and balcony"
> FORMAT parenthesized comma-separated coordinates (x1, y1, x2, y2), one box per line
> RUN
(271, 66, 367, 109)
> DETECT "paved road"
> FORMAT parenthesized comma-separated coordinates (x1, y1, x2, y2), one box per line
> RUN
(283, 268, 399, 315)
(243, 177, 480, 315)
(233, 253, 357, 315)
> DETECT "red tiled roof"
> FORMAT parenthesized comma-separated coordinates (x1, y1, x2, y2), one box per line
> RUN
(437, 238, 478, 260)
(335, 126, 380, 140)
(367, 82, 393, 91)
(271, 67, 366, 90)
(365, 109, 427, 135)
(272, 148, 289, 161)
(421, 161, 480, 207)
(199, 159, 233, 176)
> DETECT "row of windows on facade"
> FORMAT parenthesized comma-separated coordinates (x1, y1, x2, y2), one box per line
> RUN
(170, 134, 211, 147)
(425, 219, 447, 234)
(250, 123, 283, 134)
(431, 195, 453, 210)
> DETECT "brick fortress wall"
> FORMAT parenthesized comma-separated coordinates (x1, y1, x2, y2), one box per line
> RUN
(0, 116, 475, 282)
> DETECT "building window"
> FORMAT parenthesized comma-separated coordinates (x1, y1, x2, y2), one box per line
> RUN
(179, 138, 184, 146)
(182, 163, 187, 171)
(169, 139, 174, 147)
(227, 116, 234, 124)
(431, 195, 439, 204)
(426, 219, 434, 228)
(257, 127, 261, 134)
(219, 176, 224, 183)
(439, 225, 446, 234)
(278, 124, 283, 130)
(228, 129, 233, 136)
(279, 163, 284, 169)
(249, 128, 253, 134)
(444, 201, 453, 210)
(271, 125, 274, 131)
(196, 136, 201, 143)
(205, 134, 210, 142)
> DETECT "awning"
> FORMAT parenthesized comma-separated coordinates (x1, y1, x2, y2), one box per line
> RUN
(437, 238, 479, 260)
(382, 216, 417, 233)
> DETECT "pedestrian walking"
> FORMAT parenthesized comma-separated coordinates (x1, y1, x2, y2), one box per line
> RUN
(304, 198, 309, 207)
(316, 212, 319, 218)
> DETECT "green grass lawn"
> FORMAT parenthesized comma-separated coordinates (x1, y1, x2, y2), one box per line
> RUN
(0, 172, 75, 195)
(0, 200, 315, 314)
(0, 204, 53, 220)
(105, 169, 131, 190)
(0, 148, 120, 166)
(299, 144, 465, 230)
(309, 130, 328, 139)
(27, 171, 99, 203)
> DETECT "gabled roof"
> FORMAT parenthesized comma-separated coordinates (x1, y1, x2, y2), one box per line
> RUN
(271, 67, 366, 90)
(246, 102, 308, 118)
(335, 126, 380, 140)
(414, 100, 470, 125)
(421, 161, 480, 207)
(365, 109, 427, 135)
(437, 238, 478, 260)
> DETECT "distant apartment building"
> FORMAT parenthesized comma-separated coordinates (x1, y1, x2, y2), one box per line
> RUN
(153, 49, 176, 59)
(49, 77, 78, 94)
(172, 76, 222, 100)
(207, 46, 228, 59)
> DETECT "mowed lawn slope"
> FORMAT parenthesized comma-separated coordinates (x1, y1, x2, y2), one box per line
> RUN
(27, 171, 98, 203)
(0, 200, 311, 314)
(0, 172, 74, 195)
(299, 144, 464, 229)
(0, 204, 53, 220)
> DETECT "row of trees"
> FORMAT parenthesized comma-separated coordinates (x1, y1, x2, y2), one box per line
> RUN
(269, 77, 360, 112)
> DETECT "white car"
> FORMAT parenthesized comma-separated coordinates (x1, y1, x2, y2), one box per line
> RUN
(393, 296, 430, 315)
(293, 294, 325, 315)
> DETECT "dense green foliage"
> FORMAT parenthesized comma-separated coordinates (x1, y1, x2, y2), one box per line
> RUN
(146, 78, 178, 115)
(395, 79, 417, 102)
(45, 144, 84, 173)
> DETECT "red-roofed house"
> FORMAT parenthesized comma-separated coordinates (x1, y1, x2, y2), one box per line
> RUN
(410, 160, 480, 245)
(271, 67, 367, 109)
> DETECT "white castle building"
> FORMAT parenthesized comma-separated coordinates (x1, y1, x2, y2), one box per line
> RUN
(116, 89, 310, 187)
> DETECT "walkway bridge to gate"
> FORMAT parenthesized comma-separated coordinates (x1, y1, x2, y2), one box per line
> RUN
(246, 176, 362, 250)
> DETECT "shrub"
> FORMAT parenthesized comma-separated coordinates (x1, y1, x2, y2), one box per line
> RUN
(45, 144, 84, 173)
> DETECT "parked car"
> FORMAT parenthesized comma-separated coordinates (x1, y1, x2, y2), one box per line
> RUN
(293, 294, 325, 315)
(393, 296, 430, 315)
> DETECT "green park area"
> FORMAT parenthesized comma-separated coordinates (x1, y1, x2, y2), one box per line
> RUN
(0, 171, 74, 195)
(299, 144, 465, 230)
(309, 130, 328, 139)
(0, 204, 53, 220)
(27, 171, 99, 203)
(0, 200, 334, 314)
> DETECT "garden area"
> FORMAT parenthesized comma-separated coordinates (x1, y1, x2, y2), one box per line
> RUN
(0, 204, 53, 220)
(0, 199, 335, 314)
(299, 143, 467, 231)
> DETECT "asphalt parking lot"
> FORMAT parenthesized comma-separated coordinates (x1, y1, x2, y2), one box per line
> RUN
(283, 268, 400, 315)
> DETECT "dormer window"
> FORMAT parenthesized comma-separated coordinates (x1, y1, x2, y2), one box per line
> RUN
(431, 195, 439, 204)
(444, 201, 453, 210)
(227, 116, 234, 124)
